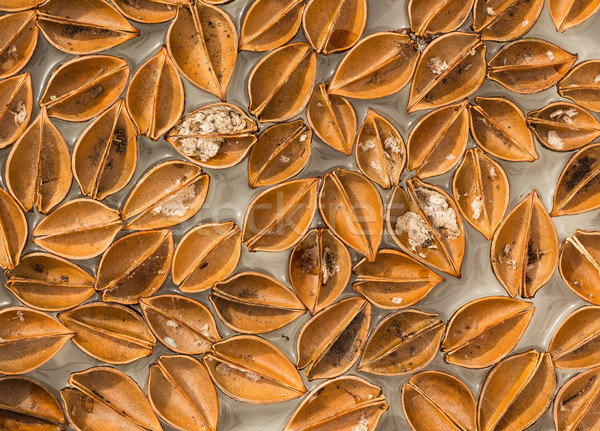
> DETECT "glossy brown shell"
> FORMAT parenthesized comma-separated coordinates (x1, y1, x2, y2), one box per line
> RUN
(409, 0, 475, 37)
(549, 305, 600, 369)
(111, 0, 180, 24)
(553, 366, 600, 431)
(558, 60, 600, 112)
(0, 72, 32, 149)
(472, 0, 545, 41)
(549, 0, 600, 31)
(0, 187, 27, 270)
(0, 11, 37, 80)
(559, 229, 600, 305)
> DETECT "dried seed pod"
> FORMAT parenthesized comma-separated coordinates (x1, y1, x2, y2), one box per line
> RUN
(478, 350, 556, 431)
(61, 367, 161, 431)
(402, 371, 477, 431)
(96, 229, 173, 304)
(492, 191, 558, 297)
(37, 0, 140, 54)
(328, 31, 419, 100)
(248, 42, 317, 123)
(406, 100, 469, 178)
(289, 228, 351, 315)
(297, 297, 370, 380)
(111, 0, 180, 24)
(166, 1, 237, 100)
(355, 109, 405, 188)
(5, 108, 72, 214)
(0, 72, 32, 148)
(148, 355, 218, 431)
(559, 229, 600, 305)
(306, 82, 356, 155)
(452, 148, 510, 239)
(407, 32, 486, 113)
(0, 187, 27, 270)
(553, 366, 600, 431)
(283, 375, 388, 431)
(211, 272, 306, 334)
(166, 102, 258, 168)
(0, 307, 74, 375)
(204, 335, 306, 404)
(39, 55, 130, 122)
(359, 309, 444, 375)
(319, 168, 383, 261)
(126, 46, 184, 140)
(528, 102, 600, 151)
(172, 222, 241, 293)
(122, 161, 210, 230)
(140, 295, 221, 355)
(0, 376, 67, 430)
(470, 96, 537, 162)
(32, 199, 123, 260)
(442, 296, 534, 369)
(248, 119, 312, 188)
(243, 177, 319, 252)
(5, 252, 95, 311)
(72, 99, 137, 200)
(387, 178, 465, 277)
(472, 0, 544, 41)
(0, 0, 46, 11)
(409, 0, 474, 37)
(558, 60, 600, 112)
(353, 249, 444, 310)
(549, 0, 600, 31)
(58, 302, 156, 364)
(0, 11, 37, 80)
(549, 306, 600, 369)
(302, 0, 366, 55)
(239, 0, 305, 52)
(553, 143, 600, 216)
(488, 38, 577, 94)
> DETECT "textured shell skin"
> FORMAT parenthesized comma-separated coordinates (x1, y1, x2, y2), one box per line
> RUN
(0, 72, 32, 149)
(0, 11, 38, 80)
(409, 0, 475, 37)
(559, 230, 600, 305)
(549, 0, 600, 31)
(549, 306, 600, 369)
(0, 187, 27, 270)
(0, 0, 46, 11)
(472, 0, 545, 41)
(558, 60, 600, 112)
(111, 0, 180, 24)
(553, 366, 600, 431)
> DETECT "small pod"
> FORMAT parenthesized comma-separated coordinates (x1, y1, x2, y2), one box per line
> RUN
(111, 0, 181, 24)
(549, 0, 600, 32)
(553, 366, 600, 431)
(559, 229, 600, 305)
(0, 11, 37, 79)
(472, 0, 545, 41)
(0, 187, 27, 270)
(0, 72, 32, 148)
(549, 305, 600, 369)
(558, 60, 600, 112)
(409, 0, 474, 37)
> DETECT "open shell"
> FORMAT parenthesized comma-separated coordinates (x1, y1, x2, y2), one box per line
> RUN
(559, 229, 600, 305)
(409, 0, 474, 37)
(472, 0, 545, 41)
(0, 11, 37, 80)
(0, 187, 27, 270)
(111, 0, 181, 24)
(549, 305, 600, 369)
(558, 60, 600, 112)
(549, 0, 600, 32)
(0, 72, 32, 149)
(553, 366, 600, 431)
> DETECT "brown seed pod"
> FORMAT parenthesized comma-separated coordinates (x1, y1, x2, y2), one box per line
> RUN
(5, 252, 95, 312)
(528, 102, 600, 151)
(5, 108, 72, 214)
(204, 335, 306, 404)
(58, 302, 156, 364)
(409, 0, 474, 37)
(407, 32, 486, 113)
(387, 178, 465, 277)
(0, 187, 27, 270)
(558, 60, 600, 112)
(470, 96, 537, 162)
(552, 143, 600, 216)
(37, 0, 140, 54)
(111, 0, 181, 24)
(355, 109, 405, 189)
(297, 297, 371, 380)
(72, 100, 137, 200)
(549, 0, 600, 31)
(166, 1, 237, 100)
(406, 99, 469, 178)
(148, 355, 218, 431)
(0, 307, 74, 375)
(0, 11, 37, 80)
(0, 0, 46, 11)
(248, 119, 312, 188)
(302, 0, 366, 55)
(166, 102, 258, 168)
(289, 228, 351, 315)
(478, 350, 556, 431)
(359, 309, 444, 375)
(126, 46, 184, 140)
(559, 229, 600, 305)
(553, 366, 600, 431)
(0, 72, 32, 149)
(283, 375, 388, 431)
(442, 296, 535, 369)
(488, 38, 577, 94)
(549, 305, 600, 369)
(353, 249, 444, 310)
(239, 0, 305, 52)
(32, 199, 123, 260)
(402, 371, 477, 431)
(472, 0, 544, 41)
(0, 376, 67, 430)
(96, 229, 173, 304)
(211, 272, 306, 334)
(243, 177, 319, 252)
(452, 148, 510, 240)
(140, 295, 221, 355)
(61, 367, 161, 431)
(306, 82, 357, 155)
(328, 31, 419, 100)
(172, 222, 241, 293)
(319, 168, 383, 261)
(247, 42, 317, 123)
(122, 160, 210, 231)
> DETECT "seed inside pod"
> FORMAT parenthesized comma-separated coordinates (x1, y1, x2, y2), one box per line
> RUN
(559, 229, 600, 305)
(557, 60, 600, 112)
(0, 72, 32, 149)
(549, 305, 600, 369)
(409, 0, 475, 37)
(472, 0, 545, 41)
(553, 365, 600, 431)
(0, 11, 37, 80)
(0, 187, 27, 270)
